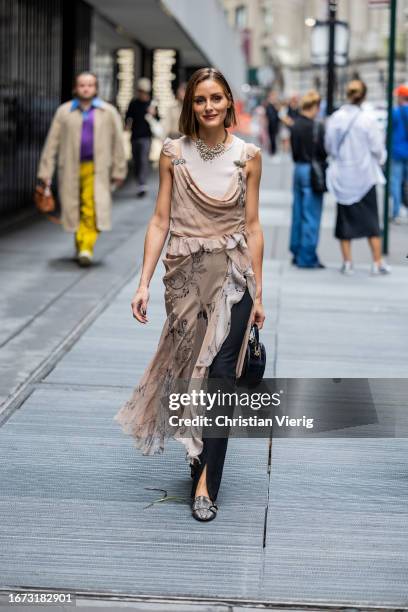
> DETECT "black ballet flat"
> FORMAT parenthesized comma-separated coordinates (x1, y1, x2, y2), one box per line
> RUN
(191, 495, 218, 522)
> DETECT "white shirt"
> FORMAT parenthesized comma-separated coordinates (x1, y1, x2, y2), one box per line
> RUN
(180, 135, 245, 199)
(325, 103, 386, 205)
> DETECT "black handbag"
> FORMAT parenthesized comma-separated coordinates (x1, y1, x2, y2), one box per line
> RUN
(238, 324, 266, 387)
(310, 159, 327, 193)
(310, 121, 327, 194)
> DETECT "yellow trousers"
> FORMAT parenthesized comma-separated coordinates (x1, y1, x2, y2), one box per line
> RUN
(75, 161, 99, 254)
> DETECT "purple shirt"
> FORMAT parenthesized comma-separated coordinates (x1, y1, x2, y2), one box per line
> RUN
(80, 107, 95, 161)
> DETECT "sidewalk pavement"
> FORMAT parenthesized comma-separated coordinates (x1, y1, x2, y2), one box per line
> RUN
(0, 155, 408, 610)
(259, 153, 408, 378)
(0, 177, 154, 422)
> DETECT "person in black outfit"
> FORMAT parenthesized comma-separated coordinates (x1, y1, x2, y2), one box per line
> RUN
(287, 93, 300, 122)
(265, 90, 280, 155)
(125, 77, 152, 197)
(289, 90, 326, 268)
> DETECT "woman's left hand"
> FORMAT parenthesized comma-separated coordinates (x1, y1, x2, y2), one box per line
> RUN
(251, 300, 265, 330)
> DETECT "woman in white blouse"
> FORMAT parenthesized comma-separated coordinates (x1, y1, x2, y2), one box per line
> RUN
(325, 80, 391, 276)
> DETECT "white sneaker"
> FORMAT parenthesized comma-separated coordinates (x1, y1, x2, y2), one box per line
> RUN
(340, 261, 354, 275)
(370, 260, 391, 275)
(77, 250, 93, 267)
(392, 216, 403, 225)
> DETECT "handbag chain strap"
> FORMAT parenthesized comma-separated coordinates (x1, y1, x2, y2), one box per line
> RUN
(250, 324, 261, 357)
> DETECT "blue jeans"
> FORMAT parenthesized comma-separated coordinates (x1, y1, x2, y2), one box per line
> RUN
(391, 159, 408, 218)
(290, 163, 323, 267)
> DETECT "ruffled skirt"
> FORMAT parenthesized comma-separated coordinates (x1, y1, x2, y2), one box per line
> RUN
(113, 232, 256, 461)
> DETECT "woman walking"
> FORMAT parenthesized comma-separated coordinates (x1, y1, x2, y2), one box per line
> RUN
(114, 68, 265, 522)
(325, 80, 391, 275)
(289, 90, 326, 268)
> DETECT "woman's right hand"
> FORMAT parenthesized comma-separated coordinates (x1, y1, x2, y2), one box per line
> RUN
(131, 286, 149, 323)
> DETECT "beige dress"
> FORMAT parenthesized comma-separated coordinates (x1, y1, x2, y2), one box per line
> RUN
(114, 134, 261, 461)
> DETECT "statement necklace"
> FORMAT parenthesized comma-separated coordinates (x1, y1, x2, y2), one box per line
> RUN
(195, 130, 229, 162)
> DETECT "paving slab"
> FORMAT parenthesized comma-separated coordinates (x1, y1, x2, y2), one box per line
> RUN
(261, 438, 408, 607)
(0, 179, 153, 411)
(0, 381, 269, 600)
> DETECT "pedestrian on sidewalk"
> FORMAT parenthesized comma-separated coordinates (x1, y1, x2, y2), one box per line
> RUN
(37, 72, 127, 267)
(287, 93, 300, 123)
(279, 92, 300, 153)
(125, 77, 156, 198)
(325, 79, 391, 276)
(289, 90, 326, 269)
(163, 82, 186, 139)
(114, 67, 265, 523)
(265, 90, 280, 156)
(390, 84, 408, 223)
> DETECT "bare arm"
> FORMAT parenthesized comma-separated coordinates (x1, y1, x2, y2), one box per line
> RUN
(245, 151, 265, 329)
(281, 114, 294, 128)
(131, 152, 173, 323)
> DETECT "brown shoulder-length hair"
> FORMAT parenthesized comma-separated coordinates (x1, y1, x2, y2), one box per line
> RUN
(300, 89, 321, 111)
(179, 67, 237, 138)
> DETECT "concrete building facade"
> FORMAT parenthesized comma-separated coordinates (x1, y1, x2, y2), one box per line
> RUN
(223, 0, 408, 102)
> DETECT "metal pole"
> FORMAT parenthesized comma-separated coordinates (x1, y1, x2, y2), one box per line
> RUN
(383, 0, 397, 255)
(327, 0, 337, 115)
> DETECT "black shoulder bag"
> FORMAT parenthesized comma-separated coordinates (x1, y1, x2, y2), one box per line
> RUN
(310, 120, 327, 194)
(238, 324, 266, 387)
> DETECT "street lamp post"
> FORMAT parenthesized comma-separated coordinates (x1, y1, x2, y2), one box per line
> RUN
(310, 12, 349, 100)
(327, 0, 337, 115)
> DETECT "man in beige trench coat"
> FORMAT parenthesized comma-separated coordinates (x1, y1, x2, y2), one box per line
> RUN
(37, 72, 127, 266)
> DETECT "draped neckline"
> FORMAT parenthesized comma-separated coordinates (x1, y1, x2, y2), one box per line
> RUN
(176, 135, 245, 204)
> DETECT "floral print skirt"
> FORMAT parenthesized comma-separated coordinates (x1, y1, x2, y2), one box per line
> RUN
(113, 236, 256, 462)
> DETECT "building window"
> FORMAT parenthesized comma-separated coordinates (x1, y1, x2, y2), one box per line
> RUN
(235, 5, 247, 30)
(262, 6, 274, 33)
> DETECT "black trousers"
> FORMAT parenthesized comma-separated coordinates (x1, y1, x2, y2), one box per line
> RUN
(131, 137, 151, 187)
(190, 287, 253, 502)
(268, 127, 278, 155)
